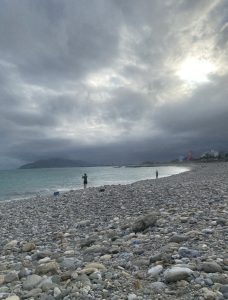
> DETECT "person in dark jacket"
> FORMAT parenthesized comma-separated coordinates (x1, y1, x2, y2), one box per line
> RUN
(82, 173, 88, 188)
(156, 170, 158, 179)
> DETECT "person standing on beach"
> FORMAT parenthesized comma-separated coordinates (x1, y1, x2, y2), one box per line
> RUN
(156, 170, 158, 179)
(82, 173, 88, 189)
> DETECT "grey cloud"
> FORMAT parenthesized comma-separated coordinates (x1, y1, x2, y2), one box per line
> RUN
(152, 74, 228, 134)
(102, 88, 153, 123)
(0, 0, 227, 168)
(0, 0, 121, 86)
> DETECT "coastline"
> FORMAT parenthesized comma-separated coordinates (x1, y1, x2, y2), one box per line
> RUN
(0, 162, 227, 299)
(0, 164, 191, 204)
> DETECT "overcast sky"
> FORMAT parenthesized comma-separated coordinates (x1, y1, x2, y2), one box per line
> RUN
(0, 0, 227, 168)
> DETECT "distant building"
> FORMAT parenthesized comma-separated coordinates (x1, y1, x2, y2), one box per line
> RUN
(201, 149, 219, 159)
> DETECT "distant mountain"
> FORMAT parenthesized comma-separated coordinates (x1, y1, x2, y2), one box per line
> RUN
(19, 158, 94, 169)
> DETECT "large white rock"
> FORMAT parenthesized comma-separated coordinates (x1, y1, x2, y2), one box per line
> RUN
(38, 257, 51, 265)
(148, 265, 163, 277)
(4, 240, 18, 250)
(22, 274, 43, 290)
(128, 294, 138, 300)
(54, 287, 61, 297)
(5, 296, 20, 300)
(164, 267, 193, 283)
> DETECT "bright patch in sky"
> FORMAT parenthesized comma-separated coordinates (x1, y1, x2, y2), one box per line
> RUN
(86, 69, 129, 88)
(177, 57, 216, 84)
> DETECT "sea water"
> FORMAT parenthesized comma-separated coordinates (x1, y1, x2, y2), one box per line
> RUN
(0, 165, 189, 202)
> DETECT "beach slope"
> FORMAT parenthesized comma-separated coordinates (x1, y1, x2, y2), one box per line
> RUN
(0, 163, 227, 299)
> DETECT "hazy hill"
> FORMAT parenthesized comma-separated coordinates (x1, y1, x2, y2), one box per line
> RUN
(19, 158, 94, 169)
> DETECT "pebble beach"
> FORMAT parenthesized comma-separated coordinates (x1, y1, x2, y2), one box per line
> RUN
(0, 162, 227, 300)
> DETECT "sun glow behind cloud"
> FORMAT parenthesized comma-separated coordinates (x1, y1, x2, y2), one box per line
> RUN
(177, 57, 216, 84)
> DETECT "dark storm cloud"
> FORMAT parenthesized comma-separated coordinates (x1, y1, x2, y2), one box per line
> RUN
(0, 0, 227, 168)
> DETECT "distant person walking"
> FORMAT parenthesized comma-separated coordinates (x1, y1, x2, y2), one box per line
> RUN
(156, 170, 158, 179)
(82, 173, 88, 189)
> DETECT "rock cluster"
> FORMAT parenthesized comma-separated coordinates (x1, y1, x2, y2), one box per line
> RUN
(0, 162, 227, 299)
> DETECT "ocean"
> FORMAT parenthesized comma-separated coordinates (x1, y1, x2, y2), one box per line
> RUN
(0, 165, 189, 202)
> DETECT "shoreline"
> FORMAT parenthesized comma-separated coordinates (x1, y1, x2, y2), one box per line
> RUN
(0, 164, 191, 204)
(0, 162, 227, 299)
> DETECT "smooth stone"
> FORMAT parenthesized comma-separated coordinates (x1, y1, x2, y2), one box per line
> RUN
(18, 267, 31, 278)
(63, 250, 74, 256)
(176, 280, 189, 287)
(77, 220, 90, 227)
(84, 262, 106, 271)
(80, 238, 96, 248)
(201, 262, 223, 273)
(169, 234, 188, 243)
(59, 258, 82, 271)
(220, 284, 228, 294)
(150, 281, 167, 291)
(163, 242, 180, 252)
(23, 274, 43, 290)
(24, 255, 32, 261)
(22, 242, 36, 252)
(209, 274, 228, 284)
(164, 267, 193, 283)
(216, 218, 227, 226)
(84, 245, 107, 254)
(51, 275, 61, 284)
(38, 257, 51, 265)
(150, 253, 162, 263)
(4, 271, 18, 283)
(201, 287, 217, 300)
(60, 271, 71, 281)
(172, 263, 195, 271)
(4, 240, 18, 250)
(39, 278, 56, 292)
(132, 213, 158, 233)
(63, 232, 71, 237)
(74, 274, 91, 285)
(39, 295, 55, 300)
(205, 278, 213, 286)
(78, 267, 98, 275)
(127, 293, 137, 300)
(23, 288, 42, 298)
(0, 275, 4, 285)
(5, 297, 20, 300)
(132, 258, 150, 267)
(178, 247, 200, 258)
(53, 287, 61, 297)
(71, 271, 79, 280)
(148, 265, 163, 277)
(100, 254, 112, 261)
(89, 271, 102, 281)
(186, 230, 201, 237)
(194, 275, 205, 284)
(35, 262, 59, 275)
